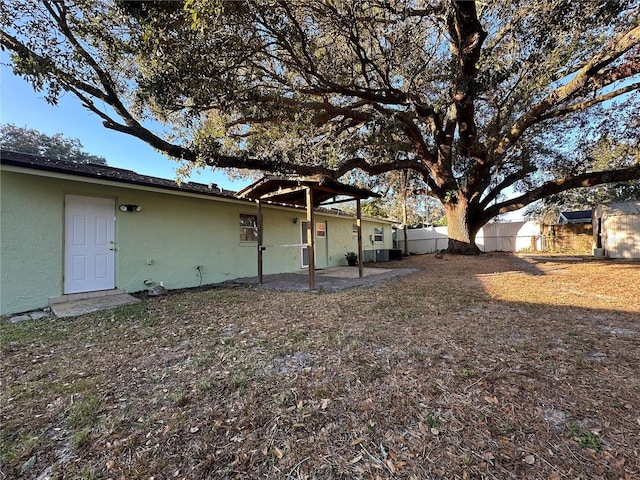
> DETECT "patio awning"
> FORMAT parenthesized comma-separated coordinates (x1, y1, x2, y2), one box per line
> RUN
(236, 175, 380, 289)
(236, 175, 379, 207)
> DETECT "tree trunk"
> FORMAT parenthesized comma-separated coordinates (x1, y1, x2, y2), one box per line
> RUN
(444, 199, 481, 255)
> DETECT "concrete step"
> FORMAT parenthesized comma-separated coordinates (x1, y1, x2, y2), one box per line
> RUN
(50, 294, 141, 318)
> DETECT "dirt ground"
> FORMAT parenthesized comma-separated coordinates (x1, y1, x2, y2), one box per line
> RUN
(1, 253, 639, 479)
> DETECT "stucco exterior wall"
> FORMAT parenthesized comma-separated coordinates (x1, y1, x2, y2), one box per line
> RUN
(1, 168, 393, 315)
(1, 173, 65, 313)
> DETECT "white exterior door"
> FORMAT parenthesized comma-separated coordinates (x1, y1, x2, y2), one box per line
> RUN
(64, 195, 115, 294)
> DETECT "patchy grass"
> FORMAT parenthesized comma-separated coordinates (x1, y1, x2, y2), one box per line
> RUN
(567, 421, 602, 451)
(1, 253, 639, 479)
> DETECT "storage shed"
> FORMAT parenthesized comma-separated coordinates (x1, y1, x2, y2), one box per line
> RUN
(592, 200, 640, 259)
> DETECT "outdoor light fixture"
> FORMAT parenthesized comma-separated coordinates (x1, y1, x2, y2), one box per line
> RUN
(292, 217, 298, 224)
(119, 204, 142, 212)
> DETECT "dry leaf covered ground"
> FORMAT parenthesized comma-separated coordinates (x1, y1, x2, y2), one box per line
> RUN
(1, 253, 639, 480)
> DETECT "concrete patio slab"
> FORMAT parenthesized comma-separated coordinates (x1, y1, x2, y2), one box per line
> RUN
(229, 266, 417, 291)
(295, 266, 402, 278)
(50, 293, 141, 318)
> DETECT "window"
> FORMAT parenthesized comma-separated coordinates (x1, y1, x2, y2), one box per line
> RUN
(239, 214, 258, 242)
(316, 222, 326, 238)
(373, 227, 384, 242)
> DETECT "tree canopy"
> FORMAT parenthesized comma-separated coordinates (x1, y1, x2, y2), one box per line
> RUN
(355, 171, 446, 227)
(2, 0, 638, 253)
(0, 123, 107, 164)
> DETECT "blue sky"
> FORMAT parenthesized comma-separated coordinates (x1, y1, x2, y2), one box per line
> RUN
(0, 62, 249, 191)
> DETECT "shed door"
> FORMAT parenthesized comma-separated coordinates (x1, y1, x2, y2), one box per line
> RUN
(607, 215, 640, 259)
(64, 195, 115, 293)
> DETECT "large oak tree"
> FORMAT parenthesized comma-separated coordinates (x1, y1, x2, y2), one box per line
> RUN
(2, 0, 639, 253)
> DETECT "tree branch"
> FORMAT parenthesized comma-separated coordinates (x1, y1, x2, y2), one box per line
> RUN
(477, 163, 536, 210)
(482, 164, 640, 222)
(0, 31, 109, 102)
(494, 25, 640, 158)
(334, 156, 437, 191)
(538, 82, 640, 121)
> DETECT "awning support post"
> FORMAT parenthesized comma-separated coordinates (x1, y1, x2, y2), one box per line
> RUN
(357, 198, 363, 278)
(257, 199, 263, 284)
(306, 187, 315, 289)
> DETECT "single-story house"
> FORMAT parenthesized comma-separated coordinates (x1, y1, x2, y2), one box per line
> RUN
(592, 200, 640, 259)
(0, 150, 394, 315)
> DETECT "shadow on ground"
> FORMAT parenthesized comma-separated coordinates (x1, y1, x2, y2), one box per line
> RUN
(2, 253, 638, 479)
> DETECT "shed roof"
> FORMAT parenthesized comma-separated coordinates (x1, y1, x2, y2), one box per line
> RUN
(237, 175, 380, 208)
(597, 200, 640, 216)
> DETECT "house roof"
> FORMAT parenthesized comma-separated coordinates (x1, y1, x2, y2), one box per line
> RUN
(598, 200, 640, 216)
(1, 150, 395, 223)
(0, 150, 237, 199)
(237, 175, 380, 208)
(558, 210, 592, 224)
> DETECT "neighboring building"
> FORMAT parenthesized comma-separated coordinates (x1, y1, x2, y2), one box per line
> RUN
(538, 210, 593, 253)
(592, 200, 640, 259)
(0, 151, 394, 315)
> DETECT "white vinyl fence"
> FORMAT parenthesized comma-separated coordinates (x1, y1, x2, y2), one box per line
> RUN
(395, 226, 449, 254)
(395, 221, 541, 254)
